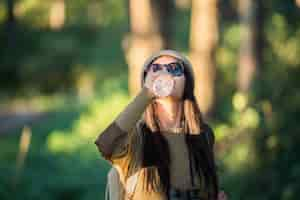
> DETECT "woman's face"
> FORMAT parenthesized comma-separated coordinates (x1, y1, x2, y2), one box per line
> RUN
(147, 55, 185, 100)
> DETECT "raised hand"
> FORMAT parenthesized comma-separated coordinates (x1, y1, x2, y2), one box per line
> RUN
(143, 67, 160, 98)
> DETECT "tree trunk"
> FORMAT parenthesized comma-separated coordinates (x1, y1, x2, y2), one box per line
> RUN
(296, 0, 300, 8)
(123, 0, 174, 96)
(237, 0, 263, 93)
(6, 0, 15, 28)
(5, 0, 16, 48)
(49, 0, 65, 30)
(189, 0, 219, 119)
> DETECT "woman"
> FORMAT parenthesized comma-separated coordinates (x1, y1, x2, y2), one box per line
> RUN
(95, 49, 228, 200)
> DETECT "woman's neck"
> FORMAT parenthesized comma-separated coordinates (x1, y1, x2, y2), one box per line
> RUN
(155, 97, 183, 132)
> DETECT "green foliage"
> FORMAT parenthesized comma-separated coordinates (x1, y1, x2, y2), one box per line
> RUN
(215, 2, 300, 199)
(1, 0, 300, 199)
(0, 96, 114, 200)
(47, 82, 130, 153)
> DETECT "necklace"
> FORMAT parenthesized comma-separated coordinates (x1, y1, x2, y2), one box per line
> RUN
(156, 102, 184, 133)
(168, 126, 184, 133)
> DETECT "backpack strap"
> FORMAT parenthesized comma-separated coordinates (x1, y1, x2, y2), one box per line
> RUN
(206, 125, 215, 148)
(105, 180, 110, 200)
(106, 167, 122, 200)
(205, 130, 211, 149)
(188, 144, 195, 187)
(189, 125, 214, 188)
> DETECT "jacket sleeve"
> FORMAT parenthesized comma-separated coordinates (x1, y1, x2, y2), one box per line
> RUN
(94, 121, 129, 161)
(94, 86, 153, 162)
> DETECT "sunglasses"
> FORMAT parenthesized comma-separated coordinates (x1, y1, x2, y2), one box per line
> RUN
(146, 62, 185, 77)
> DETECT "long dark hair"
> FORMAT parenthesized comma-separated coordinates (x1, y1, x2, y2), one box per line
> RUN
(126, 56, 219, 199)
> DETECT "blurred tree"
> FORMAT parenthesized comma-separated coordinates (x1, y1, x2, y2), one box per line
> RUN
(219, 0, 237, 20)
(122, 0, 174, 95)
(237, 0, 263, 94)
(5, 0, 16, 47)
(189, 0, 219, 119)
(5, 0, 15, 29)
(154, 0, 174, 49)
(296, 0, 300, 8)
(49, 0, 65, 30)
(175, 0, 191, 10)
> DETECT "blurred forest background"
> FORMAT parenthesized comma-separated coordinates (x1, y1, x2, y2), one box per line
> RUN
(0, 0, 299, 199)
